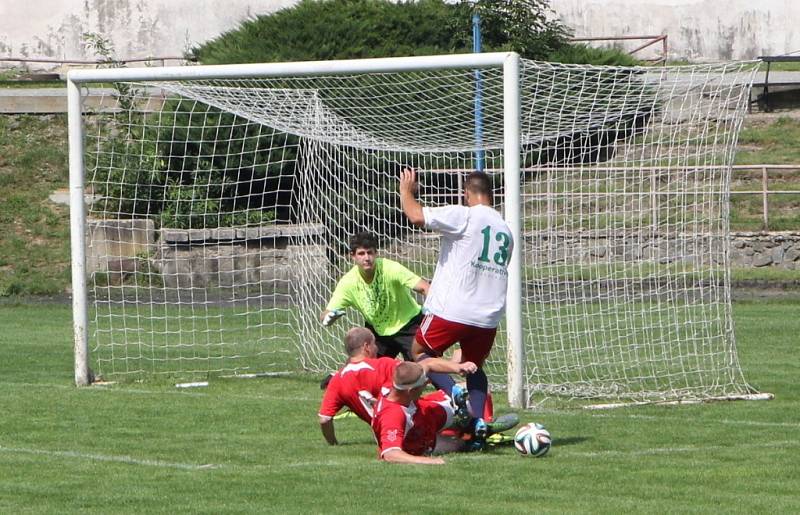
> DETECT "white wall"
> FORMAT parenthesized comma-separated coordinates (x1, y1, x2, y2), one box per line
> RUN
(2, 0, 798, 66)
(552, 0, 800, 61)
(0, 0, 295, 66)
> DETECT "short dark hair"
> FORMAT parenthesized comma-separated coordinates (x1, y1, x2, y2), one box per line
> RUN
(349, 231, 378, 254)
(465, 171, 493, 199)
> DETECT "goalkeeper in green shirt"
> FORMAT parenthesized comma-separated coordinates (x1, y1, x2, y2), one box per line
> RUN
(320, 231, 430, 361)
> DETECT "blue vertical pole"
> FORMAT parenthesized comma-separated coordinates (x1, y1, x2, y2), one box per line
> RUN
(472, 11, 485, 172)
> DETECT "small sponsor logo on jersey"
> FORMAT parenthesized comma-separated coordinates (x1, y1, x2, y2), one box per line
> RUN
(387, 429, 398, 442)
(470, 260, 509, 276)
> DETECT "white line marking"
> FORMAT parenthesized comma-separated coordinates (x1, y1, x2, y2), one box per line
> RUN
(175, 381, 209, 388)
(602, 413, 800, 429)
(0, 382, 317, 402)
(526, 409, 800, 429)
(569, 440, 800, 458)
(0, 444, 218, 470)
(286, 460, 361, 467)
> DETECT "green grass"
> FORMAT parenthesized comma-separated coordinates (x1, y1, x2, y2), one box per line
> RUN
(0, 115, 71, 296)
(731, 266, 800, 282)
(761, 61, 800, 72)
(736, 117, 800, 165)
(0, 301, 798, 513)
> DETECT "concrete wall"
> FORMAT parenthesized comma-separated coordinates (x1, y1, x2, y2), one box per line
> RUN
(552, 0, 800, 61)
(3, 0, 797, 68)
(0, 0, 295, 68)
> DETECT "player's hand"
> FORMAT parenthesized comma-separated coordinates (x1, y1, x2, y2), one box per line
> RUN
(457, 361, 478, 376)
(399, 167, 418, 196)
(321, 309, 345, 326)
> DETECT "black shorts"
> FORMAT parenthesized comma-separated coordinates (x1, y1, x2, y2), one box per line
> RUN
(365, 312, 423, 362)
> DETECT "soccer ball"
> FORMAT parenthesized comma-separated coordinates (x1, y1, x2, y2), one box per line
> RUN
(514, 422, 551, 457)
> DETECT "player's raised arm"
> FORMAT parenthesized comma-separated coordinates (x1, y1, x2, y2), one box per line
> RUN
(399, 168, 425, 227)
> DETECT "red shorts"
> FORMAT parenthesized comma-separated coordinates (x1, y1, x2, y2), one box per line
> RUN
(415, 314, 497, 367)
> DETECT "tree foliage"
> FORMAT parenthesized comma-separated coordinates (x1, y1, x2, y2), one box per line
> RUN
(194, 0, 578, 64)
(95, 1, 642, 230)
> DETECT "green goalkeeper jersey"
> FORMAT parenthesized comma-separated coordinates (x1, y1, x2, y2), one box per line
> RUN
(326, 258, 422, 336)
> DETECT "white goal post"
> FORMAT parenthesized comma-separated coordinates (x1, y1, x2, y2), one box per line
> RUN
(67, 52, 765, 408)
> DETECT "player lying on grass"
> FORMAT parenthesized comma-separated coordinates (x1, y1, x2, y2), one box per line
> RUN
(370, 362, 517, 463)
(320, 231, 430, 362)
(318, 327, 476, 445)
(400, 168, 514, 450)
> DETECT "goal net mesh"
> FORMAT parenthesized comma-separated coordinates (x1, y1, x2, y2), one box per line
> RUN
(79, 58, 760, 404)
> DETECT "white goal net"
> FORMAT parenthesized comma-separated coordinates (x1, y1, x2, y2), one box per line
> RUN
(69, 54, 762, 406)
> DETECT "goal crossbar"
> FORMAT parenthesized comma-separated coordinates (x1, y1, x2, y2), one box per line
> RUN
(66, 52, 516, 83)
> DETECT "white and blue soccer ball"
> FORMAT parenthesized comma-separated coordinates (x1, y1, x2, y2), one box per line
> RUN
(514, 422, 551, 457)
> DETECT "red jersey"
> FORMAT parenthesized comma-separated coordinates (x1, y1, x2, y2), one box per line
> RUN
(318, 357, 398, 423)
(371, 390, 452, 458)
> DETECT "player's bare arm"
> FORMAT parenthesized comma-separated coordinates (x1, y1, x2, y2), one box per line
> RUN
(382, 448, 445, 465)
(412, 278, 430, 297)
(420, 356, 477, 376)
(399, 168, 425, 226)
(319, 415, 338, 445)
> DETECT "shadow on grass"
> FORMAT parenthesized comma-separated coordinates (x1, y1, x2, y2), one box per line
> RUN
(552, 436, 590, 447)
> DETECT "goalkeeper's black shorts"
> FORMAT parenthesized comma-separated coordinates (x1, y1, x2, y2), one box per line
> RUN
(365, 311, 423, 362)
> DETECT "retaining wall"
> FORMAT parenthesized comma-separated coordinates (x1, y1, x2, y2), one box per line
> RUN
(86, 221, 800, 290)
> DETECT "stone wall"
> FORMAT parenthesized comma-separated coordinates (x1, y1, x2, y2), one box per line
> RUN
(86, 221, 800, 291)
(730, 232, 800, 270)
(153, 225, 327, 289)
(393, 231, 800, 271)
(86, 219, 327, 288)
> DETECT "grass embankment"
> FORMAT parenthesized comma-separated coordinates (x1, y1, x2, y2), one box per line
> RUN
(0, 114, 71, 296)
(0, 110, 798, 297)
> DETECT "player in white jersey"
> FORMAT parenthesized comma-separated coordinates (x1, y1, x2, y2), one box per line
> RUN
(399, 168, 513, 449)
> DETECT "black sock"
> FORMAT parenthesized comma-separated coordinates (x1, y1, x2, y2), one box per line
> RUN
(466, 369, 488, 419)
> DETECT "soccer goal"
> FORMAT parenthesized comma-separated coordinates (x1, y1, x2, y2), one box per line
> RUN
(68, 52, 767, 407)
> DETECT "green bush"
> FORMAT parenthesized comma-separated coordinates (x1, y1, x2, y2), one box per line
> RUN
(548, 43, 641, 66)
(94, 1, 642, 231)
(194, 0, 574, 63)
(90, 98, 284, 229)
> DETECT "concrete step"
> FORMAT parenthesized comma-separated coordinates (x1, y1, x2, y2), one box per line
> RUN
(0, 87, 164, 113)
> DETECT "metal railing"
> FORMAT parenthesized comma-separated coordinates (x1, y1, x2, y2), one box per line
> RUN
(730, 164, 800, 231)
(0, 56, 196, 73)
(422, 164, 798, 232)
(569, 34, 668, 64)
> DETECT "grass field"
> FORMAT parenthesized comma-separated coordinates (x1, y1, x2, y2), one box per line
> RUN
(1, 300, 798, 513)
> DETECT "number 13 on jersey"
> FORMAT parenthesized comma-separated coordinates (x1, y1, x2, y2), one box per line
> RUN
(478, 225, 512, 266)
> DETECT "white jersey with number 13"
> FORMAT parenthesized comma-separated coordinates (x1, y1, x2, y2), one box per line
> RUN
(422, 204, 513, 328)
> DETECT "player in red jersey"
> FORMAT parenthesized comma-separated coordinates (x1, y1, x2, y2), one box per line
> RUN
(318, 327, 476, 445)
(371, 361, 462, 464)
